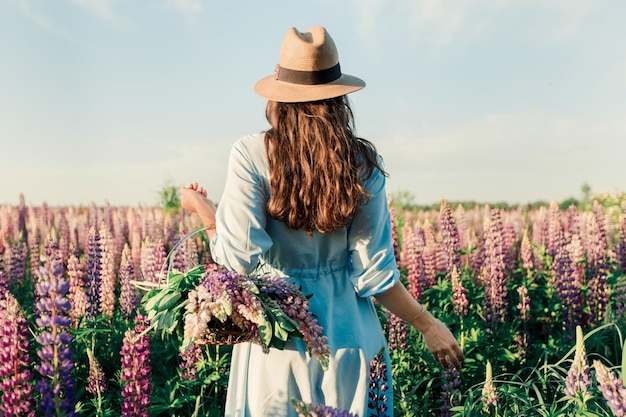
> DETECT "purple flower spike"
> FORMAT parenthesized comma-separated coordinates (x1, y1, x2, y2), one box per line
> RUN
(34, 258, 76, 417)
(291, 398, 360, 417)
(593, 359, 626, 416)
(367, 349, 390, 417)
(440, 366, 461, 417)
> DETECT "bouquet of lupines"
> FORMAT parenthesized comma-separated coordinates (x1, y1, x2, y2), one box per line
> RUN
(141, 264, 330, 370)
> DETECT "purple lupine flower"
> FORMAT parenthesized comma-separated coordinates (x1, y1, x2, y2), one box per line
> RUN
(593, 359, 626, 417)
(481, 361, 498, 412)
(564, 326, 591, 403)
(85, 226, 102, 318)
(258, 275, 330, 368)
(0, 292, 36, 416)
(34, 258, 76, 417)
(98, 224, 116, 319)
(153, 239, 167, 281)
(28, 236, 41, 282)
(440, 366, 461, 417)
(618, 210, 626, 272)
(291, 398, 359, 417)
(8, 240, 27, 286)
(179, 343, 202, 382)
(440, 198, 461, 275)
(367, 349, 390, 417)
(140, 236, 157, 283)
(385, 312, 408, 351)
(451, 265, 469, 317)
(552, 235, 582, 338)
(120, 317, 152, 417)
(481, 209, 508, 332)
(86, 348, 108, 396)
(584, 212, 609, 325)
(174, 230, 199, 272)
(119, 244, 138, 320)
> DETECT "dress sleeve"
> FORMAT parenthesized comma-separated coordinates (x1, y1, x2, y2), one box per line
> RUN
(209, 138, 273, 274)
(348, 161, 400, 298)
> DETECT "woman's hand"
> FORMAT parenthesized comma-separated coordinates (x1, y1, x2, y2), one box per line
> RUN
(179, 183, 218, 240)
(180, 182, 210, 213)
(419, 317, 464, 370)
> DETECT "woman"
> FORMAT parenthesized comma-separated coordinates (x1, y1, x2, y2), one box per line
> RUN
(180, 26, 463, 417)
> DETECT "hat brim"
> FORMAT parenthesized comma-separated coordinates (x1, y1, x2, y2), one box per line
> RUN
(254, 73, 365, 103)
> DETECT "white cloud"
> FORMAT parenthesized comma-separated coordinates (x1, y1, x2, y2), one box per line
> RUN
(9, 0, 83, 44)
(65, 0, 135, 27)
(347, 0, 602, 47)
(162, 0, 204, 21)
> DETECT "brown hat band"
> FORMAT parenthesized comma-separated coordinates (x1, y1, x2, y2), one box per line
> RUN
(275, 63, 342, 85)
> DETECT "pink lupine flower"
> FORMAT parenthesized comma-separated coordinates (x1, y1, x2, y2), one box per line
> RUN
(0, 238, 7, 295)
(440, 198, 461, 274)
(402, 221, 422, 300)
(546, 200, 564, 257)
(0, 292, 36, 416)
(584, 212, 609, 325)
(99, 224, 116, 319)
(85, 226, 102, 318)
(388, 199, 400, 266)
(67, 251, 87, 322)
(481, 361, 498, 412)
(385, 312, 408, 351)
(481, 209, 508, 331)
(120, 317, 152, 417)
(520, 229, 534, 271)
(451, 265, 469, 317)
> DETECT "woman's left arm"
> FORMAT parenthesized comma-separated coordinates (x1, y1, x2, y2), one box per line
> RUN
(374, 282, 464, 370)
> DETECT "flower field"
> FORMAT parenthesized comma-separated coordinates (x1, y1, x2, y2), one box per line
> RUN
(0, 193, 625, 416)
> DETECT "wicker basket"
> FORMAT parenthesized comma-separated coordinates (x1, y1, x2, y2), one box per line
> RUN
(197, 319, 255, 346)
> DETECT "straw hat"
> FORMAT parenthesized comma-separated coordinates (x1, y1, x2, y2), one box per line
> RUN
(254, 26, 365, 103)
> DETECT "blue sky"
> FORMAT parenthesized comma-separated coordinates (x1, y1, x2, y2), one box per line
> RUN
(1, 0, 624, 207)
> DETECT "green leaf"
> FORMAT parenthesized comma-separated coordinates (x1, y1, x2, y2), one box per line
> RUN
(258, 323, 272, 347)
(621, 338, 626, 382)
(156, 290, 181, 312)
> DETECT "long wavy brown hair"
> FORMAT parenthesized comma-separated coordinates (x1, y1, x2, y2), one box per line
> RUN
(263, 96, 387, 235)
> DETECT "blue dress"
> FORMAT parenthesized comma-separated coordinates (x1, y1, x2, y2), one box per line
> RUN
(210, 133, 400, 417)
